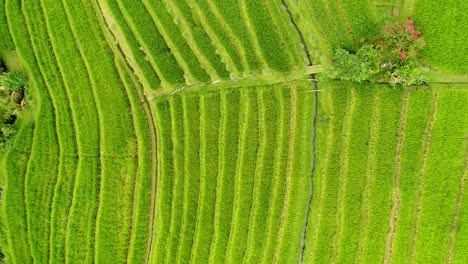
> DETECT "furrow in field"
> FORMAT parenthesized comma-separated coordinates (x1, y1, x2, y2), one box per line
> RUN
(383, 90, 410, 264)
(315, 0, 354, 48)
(1, 6, 43, 259)
(265, 1, 304, 67)
(111, 58, 153, 264)
(185, 0, 244, 77)
(224, 89, 259, 263)
(173, 95, 201, 264)
(20, 2, 63, 263)
(39, 1, 102, 262)
(150, 100, 175, 263)
(302, 84, 335, 263)
(272, 87, 298, 262)
(446, 149, 468, 263)
(61, 1, 138, 262)
(451, 143, 468, 263)
(409, 91, 440, 263)
(208, 0, 263, 71)
(412, 90, 466, 263)
(356, 89, 382, 263)
(189, 92, 221, 263)
(203, 0, 250, 72)
(0, 124, 34, 264)
(274, 84, 315, 263)
(336, 86, 376, 264)
(140, 0, 211, 85)
(242, 88, 279, 263)
(162, 0, 230, 80)
(208, 89, 241, 264)
(23, 2, 81, 263)
(361, 88, 403, 264)
(97, 0, 161, 90)
(389, 90, 433, 264)
(330, 87, 357, 263)
(243, 1, 292, 73)
(86, 4, 160, 261)
(163, 95, 185, 264)
(115, 0, 185, 87)
(309, 84, 351, 262)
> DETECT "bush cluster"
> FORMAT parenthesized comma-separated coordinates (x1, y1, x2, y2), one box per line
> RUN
(0, 68, 27, 151)
(328, 19, 428, 86)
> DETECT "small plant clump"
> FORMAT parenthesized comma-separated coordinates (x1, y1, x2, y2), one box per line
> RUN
(328, 19, 428, 86)
(0, 66, 27, 151)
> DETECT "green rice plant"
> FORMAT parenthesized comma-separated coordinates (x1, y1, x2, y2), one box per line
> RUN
(307, 82, 350, 263)
(114, 0, 185, 86)
(150, 100, 174, 263)
(188, 0, 245, 76)
(242, 87, 280, 263)
(114, 59, 155, 264)
(162, 94, 185, 263)
(0, 0, 14, 51)
(361, 87, 403, 263)
(301, 80, 335, 264)
(391, 90, 433, 263)
(339, 0, 381, 44)
(335, 85, 376, 263)
(162, 0, 230, 80)
(190, 92, 221, 263)
(174, 95, 201, 264)
(141, 0, 211, 84)
(244, 1, 291, 73)
(260, 87, 291, 264)
(21, 2, 80, 262)
(413, 0, 468, 72)
(413, 90, 467, 263)
(224, 88, 259, 263)
(0, 123, 34, 264)
(208, 89, 240, 264)
(208, 0, 262, 72)
(97, 1, 161, 90)
(273, 84, 315, 263)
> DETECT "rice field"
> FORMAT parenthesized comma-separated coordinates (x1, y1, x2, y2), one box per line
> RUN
(0, 1, 466, 264)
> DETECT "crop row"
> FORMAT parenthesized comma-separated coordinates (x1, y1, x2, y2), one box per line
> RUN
(97, 0, 161, 90)
(114, 0, 185, 86)
(411, 90, 467, 263)
(162, 0, 230, 80)
(4, 1, 62, 263)
(390, 90, 434, 263)
(140, 0, 211, 84)
(208, 0, 263, 72)
(149, 81, 315, 263)
(186, 0, 245, 77)
(303, 82, 467, 263)
(21, 1, 82, 263)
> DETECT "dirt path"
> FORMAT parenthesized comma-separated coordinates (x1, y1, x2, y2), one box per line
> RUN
(384, 90, 410, 264)
(408, 91, 439, 263)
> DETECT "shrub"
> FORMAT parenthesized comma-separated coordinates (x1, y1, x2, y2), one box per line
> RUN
(1, 72, 27, 91)
(327, 19, 428, 86)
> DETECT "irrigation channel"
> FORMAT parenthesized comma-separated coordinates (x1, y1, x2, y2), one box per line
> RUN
(279, 1, 319, 263)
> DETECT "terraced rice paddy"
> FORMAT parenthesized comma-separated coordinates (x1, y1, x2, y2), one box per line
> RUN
(0, 0, 466, 264)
